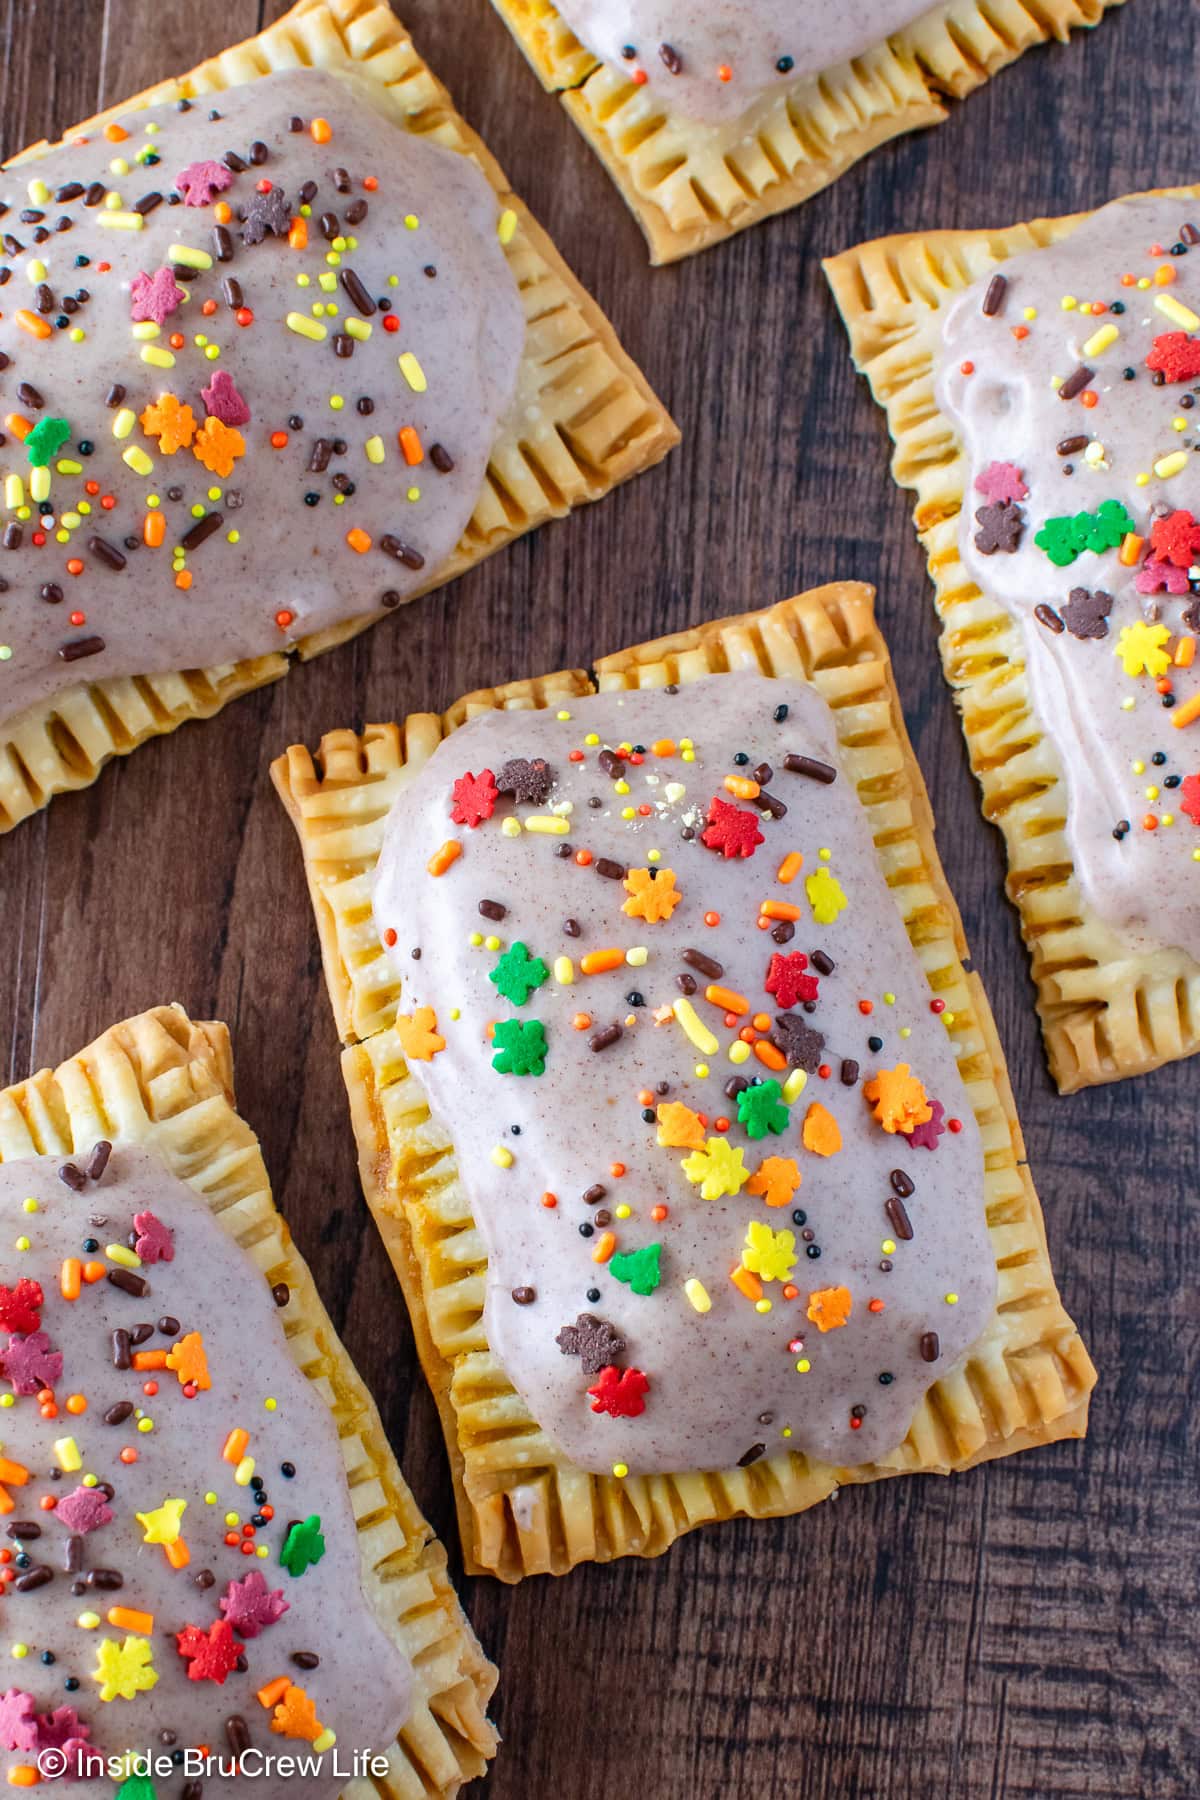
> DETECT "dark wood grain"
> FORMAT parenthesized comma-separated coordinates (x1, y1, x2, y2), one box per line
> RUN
(3, 2, 1198, 1795)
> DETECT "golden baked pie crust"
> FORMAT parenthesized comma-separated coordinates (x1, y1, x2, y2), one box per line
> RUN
(824, 186, 1200, 1090)
(0, 1004, 498, 1795)
(489, 0, 1126, 264)
(272, 586, 1096, 1580)
(0, 0, 678, 832)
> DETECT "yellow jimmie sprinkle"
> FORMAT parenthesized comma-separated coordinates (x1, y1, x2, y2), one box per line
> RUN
(112, 408, 137, 440)
(553, 956, 575, 985)
(363, 435, 385, 465)
(672, 997, 718, 1056)
(140, 345, 175, 368)
(781, 1067, 808, 1104)
(312, 1731, 336, 1755)
(233, 1457, 255, 1487)
(1154, 451, 1189, 480)
(524, 815, 569, 835)
(5, 475, 25, 511)
(398, 351, 427, 392)
(1155, 293, 1200, 333)
(344, 317, 372, 341)
(684, 1278, 712, 1314)
(105, 1244, 141, 1269)
(54, 1437, 82, 1472)
(286, 312, 327, 341)
(26, 178, 50, 206)
(498, 208, 518, 245)
(169, 244, 212, 270)
(1081, 322, 1119, 356)
(122, 447, 154, 476)
(727, 1039, 751, 1065)
(130, 321, 160, 341)
(29, 467, 50, 504)
(97, 211, 144, 231)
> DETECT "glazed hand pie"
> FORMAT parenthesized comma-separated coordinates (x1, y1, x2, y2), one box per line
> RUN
(826, 186, 1200, 1090)
(274, 587, 1095, 1579)
(0, 0, 676, 831)
(0, 1006, 496, 1796)
(489, 0, 1126, 262)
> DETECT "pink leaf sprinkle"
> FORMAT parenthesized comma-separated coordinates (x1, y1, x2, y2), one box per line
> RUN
(129, 266, 185, 326)
(218, 1570, 289, 1638)
(201, 369, 251, 428)
(906, 1097, 946, 1152)
(0, 1330, 63, 1395)
(175, 160, 233, 207)
(974, 461, 1029, 505)
(54, 1486, 113, 1534)
(133, 1211, 174, 1265)
(0, 1690, 38, 1754)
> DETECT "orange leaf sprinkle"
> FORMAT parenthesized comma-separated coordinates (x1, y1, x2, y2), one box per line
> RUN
(622, 866, 681, 923)
(656, 1101, 706, 1149)
(192, 416, 244, 477)
(802, 1102, 842, 1157)
(140, 393, 197, 455)
(270, 1684, 322, 1742)
(395, 1005, 445, 1061)
(165, 1331, 211, 1391)
(807, 1285, 852, 1332)
(746, 1156, 801, 1209)
(862, 1063, 933, 1135)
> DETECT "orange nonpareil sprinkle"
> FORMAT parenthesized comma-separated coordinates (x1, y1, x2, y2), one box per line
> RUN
(427, 839, 462, 876)
(580, 948, 624, 975)
(651, 738, 675, 757)
(776, 852, 803, 884)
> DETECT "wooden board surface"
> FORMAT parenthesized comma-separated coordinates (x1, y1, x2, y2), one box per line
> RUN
(2, 2, 1196, 1795)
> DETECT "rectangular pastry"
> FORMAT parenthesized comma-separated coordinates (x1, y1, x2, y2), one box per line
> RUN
(0, 1004, 497, 1796)
(826, 187, 1200, 1089)
(489, 0, 1126, 263)
(0, 0, 677, 832)
(273, 586, 1095, 1580)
